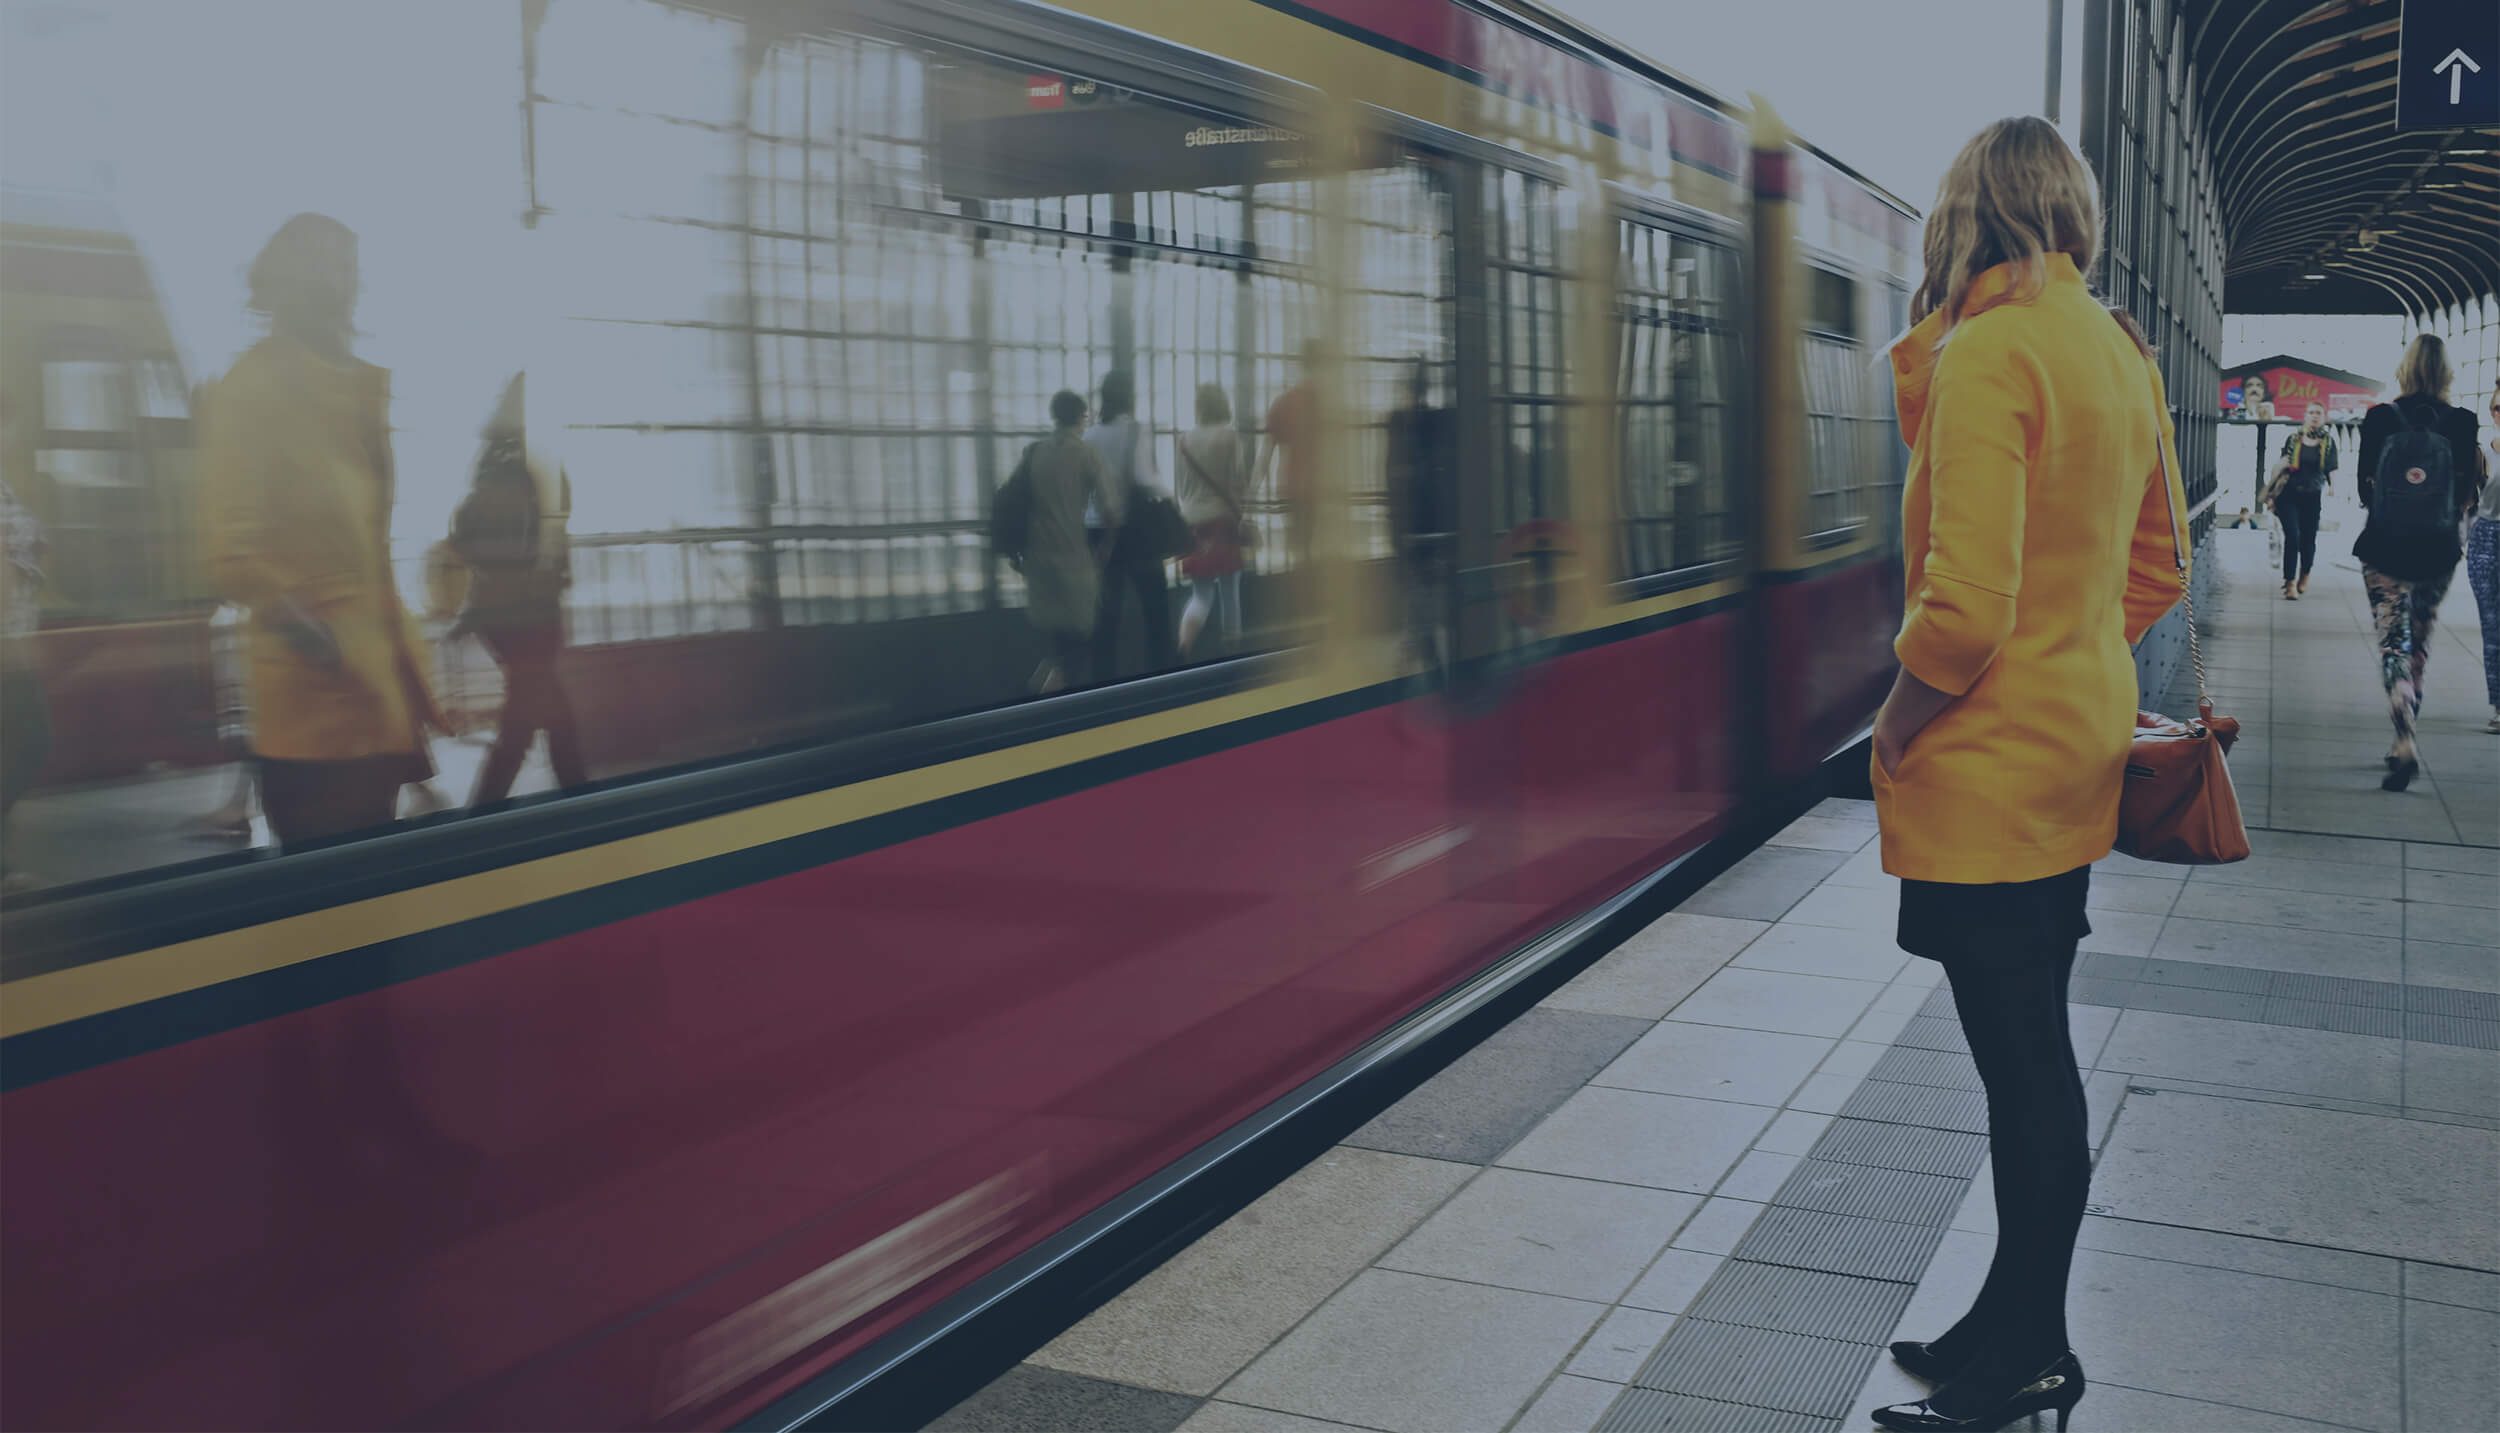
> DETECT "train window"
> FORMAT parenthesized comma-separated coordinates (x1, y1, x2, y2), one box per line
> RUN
(0, 0, 1447, 894)
(1615, 220, 1740, 581)
(1485, 167, 1568, 540)
(1800, 267, 1883, 539)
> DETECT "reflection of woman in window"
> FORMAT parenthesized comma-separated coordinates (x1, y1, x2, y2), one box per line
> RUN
(198, 214, 444, 847)
(1175, 383, 1249, 658)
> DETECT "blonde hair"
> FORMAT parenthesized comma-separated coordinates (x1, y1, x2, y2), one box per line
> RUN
(1195, 382, 1231, 426)
(1911, 117, 2102, 341)
(2394, 333, 2452, 403)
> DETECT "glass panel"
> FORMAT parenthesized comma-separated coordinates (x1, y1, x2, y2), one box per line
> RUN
(1615, 221, 1738, 579)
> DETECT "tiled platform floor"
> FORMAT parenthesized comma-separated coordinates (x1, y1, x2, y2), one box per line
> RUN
(932, 531, 2497, 1431)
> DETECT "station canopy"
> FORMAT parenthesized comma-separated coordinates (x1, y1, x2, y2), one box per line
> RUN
(2199, 0, 2500, 315)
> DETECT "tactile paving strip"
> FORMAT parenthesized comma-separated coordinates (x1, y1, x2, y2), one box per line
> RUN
(1838, 1079, 1991, 1134)
(1810, 1118, 1991, 1178)
(1595, 1387, 1833, 1433)
(2405, 1012, 2500, 1049)
(2262, 998, 2404, 1037)
(1684, 1259, 1917, 1343)
(1893, 1017, 1970, 1053)
(1731, 1206, 1947, 1283)
(1773, 1159, 1966, 1225)
(2139, 958, 2273, 993)
(2269, 972, 2404, 1009)
(1866, 1045, 1984, 1092)
(2407, 985, 2500, 1021)
(1918, 986, 1960, 1020)
(1629, 1318, 1874, 1418)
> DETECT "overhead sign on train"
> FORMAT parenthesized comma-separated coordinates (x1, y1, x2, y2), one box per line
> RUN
(2396, 0, 2499, 130)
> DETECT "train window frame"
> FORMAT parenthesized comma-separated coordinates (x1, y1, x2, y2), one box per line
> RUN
(1609, 199, 1747, 598)
(1796, 254, 1882, 551)
(0, 0, 1364, 927)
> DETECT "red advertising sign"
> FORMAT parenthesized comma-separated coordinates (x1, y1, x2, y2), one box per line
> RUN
(2220, 355, 2382, 422)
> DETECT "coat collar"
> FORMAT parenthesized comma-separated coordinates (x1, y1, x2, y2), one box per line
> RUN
(1888, 253, 2084, 436)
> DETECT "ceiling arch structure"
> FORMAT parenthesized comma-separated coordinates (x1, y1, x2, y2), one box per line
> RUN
(2187, 0, 2498, 315)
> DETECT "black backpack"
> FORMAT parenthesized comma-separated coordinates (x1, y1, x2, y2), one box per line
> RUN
(989, 443, 1036, 563)
(2368, 401, 2457, 541)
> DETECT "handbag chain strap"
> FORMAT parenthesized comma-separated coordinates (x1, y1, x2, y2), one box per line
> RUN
(2147, 369, 2211, 716)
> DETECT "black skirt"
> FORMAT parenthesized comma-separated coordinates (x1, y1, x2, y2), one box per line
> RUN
(1897, 866, 2093, 965)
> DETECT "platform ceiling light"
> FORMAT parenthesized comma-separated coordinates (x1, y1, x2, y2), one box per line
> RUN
(2303, 271, 2328, 280)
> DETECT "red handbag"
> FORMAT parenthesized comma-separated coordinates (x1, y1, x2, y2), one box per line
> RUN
(2115, 373, 2251, 865)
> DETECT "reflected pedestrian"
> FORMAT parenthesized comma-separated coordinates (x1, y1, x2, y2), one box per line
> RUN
(447, 374, 587, 806)
(1, 457, 49, 891)
(2354, 334, 2483, 790)
(1175, 382, 1250, 658)
(1010, 390, 1113, 693)
(1086, 371, 1178, 678)
(1258, 340, 1323, 572)
(1868, 117, 2190, 1433)
(199, 214, 443, 847)
(1386, 357, 1454, 671)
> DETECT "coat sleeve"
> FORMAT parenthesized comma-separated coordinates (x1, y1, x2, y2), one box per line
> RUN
(1893, 329, 2036, 696)
(198, 374, 293, 608)
(2123, 360, 2190, 644)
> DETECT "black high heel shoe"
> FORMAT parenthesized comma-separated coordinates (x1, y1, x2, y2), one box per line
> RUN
(1888, 1340, 1963, 1383)
(1871, 1352, 2085, 1431)
(2383, 757, 2419, 792)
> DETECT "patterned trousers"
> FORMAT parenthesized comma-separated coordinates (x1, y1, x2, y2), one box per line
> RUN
(2468, 518, 2500, 708)
(2363, 563, 2454, 760)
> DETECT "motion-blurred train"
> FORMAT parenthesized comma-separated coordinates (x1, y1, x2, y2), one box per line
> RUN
(0, 0, 1918, 1426)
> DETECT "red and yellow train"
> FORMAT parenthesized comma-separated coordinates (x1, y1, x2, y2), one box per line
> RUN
(0, 0, 1917, 1426)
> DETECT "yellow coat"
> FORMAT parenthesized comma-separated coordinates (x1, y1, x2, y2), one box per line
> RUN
(200, 335, 440, 763)
(1874, 254, 2188, 884)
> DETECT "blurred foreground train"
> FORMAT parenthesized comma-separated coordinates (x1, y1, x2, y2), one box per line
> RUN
(1, 0, 1919, 1426)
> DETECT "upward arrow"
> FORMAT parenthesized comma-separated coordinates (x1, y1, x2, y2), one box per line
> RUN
(2435, 47, 2482, 106)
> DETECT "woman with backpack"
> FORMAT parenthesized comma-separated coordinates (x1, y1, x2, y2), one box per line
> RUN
(446, 373, 588, 806)
(2354, 334, 2484, 791)
(2467, 388, 2500, 735)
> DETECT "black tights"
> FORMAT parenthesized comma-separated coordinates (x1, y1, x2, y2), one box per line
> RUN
(1927, 944, 2090, 1407)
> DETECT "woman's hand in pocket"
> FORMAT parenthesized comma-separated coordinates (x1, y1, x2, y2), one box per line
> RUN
(1874, 668, 1955, 778)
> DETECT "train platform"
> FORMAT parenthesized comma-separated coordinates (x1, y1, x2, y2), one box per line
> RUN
(930, 529, 2499, 1432)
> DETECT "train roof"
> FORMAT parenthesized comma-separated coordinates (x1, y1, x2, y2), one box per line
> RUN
(1481, 0, 1920, 222)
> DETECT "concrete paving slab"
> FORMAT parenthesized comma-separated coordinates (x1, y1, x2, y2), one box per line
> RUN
(929, 1366, 1203, 1433)
(1682, 846, 1851, 922)
(2410, 843, 2500, 875)
(2402, 1299, 2500, 1433)
(2188, 853, 2397, 898)
(1030, 1148, 1475, 1395)
(1729, 922, 1910, 982)
(1565, 1308, 1675, 1383)
(2154, 917, 2404, 981)
(1715, 1149, 1802, 1203)
(1378, 1168, 1701, 1303)
(2092, 1091, 2500, 1270)
(1665, 968, 1883, 1039)
(2075, 1216, 2400, 1294)
(1622, 1248, 1726, 1314)
(1779, 882, 1901, 931)
(2245, 831, 2407, 865)
(2407, 900, 2497, 948)
(2405, 939, 2500, 993)
(1541, 915, 1771, 1022)
(1343, 1008, 1650, 1165)
(2171, 883, 2408, 937)
(1175, 1403, 1374, 1433)
(2069, 1383, 2367, 1431)
(1814, 1039, 1889, 1083)
(2405, 1262, 2500, 1313)
(2096, 1009, 2402, 1103)
(2066, 1248, 2401, 1430)
(2078, 910, 2164, 957)
(1219, 1269, 1601, 1433)
(1497, 1087, 1772, 1194)
(2407, 867, 2499, 910)
(1668, 1198, 1768, 1257)
(2403, 1041, 2500, 1117)
(1764, 817, 1875, 852)
(1512, 1375, 1623, 1433)
(1594, 1021, 1832, 1108)
(1755, 1109, 1835, 1157)
(2086, 872, 2183, 914)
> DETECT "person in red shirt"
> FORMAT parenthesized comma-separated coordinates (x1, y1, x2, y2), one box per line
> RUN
(1257, 340, 1325, 570)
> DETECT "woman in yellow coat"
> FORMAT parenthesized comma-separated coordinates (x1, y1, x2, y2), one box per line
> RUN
(1864, 119, 2186, 1433)
(200, 214, 440, 846)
